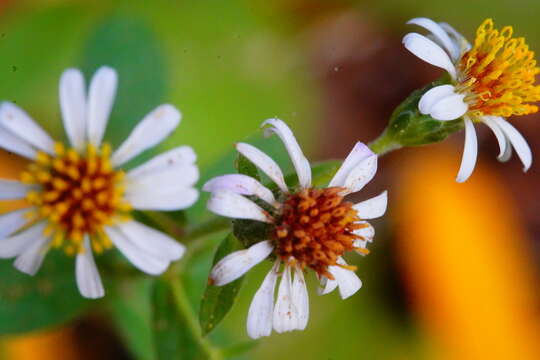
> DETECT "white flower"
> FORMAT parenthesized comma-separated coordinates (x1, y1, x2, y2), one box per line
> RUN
(0, 67, 199, 298)
(403, 17, 539, 182)
(203, 119, 387, 339)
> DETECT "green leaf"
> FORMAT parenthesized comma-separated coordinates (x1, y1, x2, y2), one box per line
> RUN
(379, 78, 464, 149)
(0, 251, 91, 334)
(199, 233, 245, 336)
(152, 279, 214, 360)
(79, 15, 168, 154)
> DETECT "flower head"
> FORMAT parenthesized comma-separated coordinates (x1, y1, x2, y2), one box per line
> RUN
(403, 18, 537, 181)
(0, 67, 199, 298)
(204, 119, 387, 338)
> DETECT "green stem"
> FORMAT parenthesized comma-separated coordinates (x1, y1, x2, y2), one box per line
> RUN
(368, 129, 402, 155)
(167, 276, 223, 360)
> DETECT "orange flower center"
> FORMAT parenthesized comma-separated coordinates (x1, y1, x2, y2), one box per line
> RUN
(457, 18, 540, 118)
(21, 143, 131, 255)
(273, 187, 367, 278)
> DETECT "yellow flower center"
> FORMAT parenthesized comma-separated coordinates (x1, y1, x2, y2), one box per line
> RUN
(273, 187, 369, 279)
(457, 18, 540, 118)
(21, 142, 131, 255)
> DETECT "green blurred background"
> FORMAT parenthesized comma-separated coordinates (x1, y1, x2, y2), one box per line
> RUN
(0, 0, 539, 359)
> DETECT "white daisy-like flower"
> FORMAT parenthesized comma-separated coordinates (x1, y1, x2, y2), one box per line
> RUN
(0, 67, 199, 298)
(203, 119, 387, 339)
(403, 17, 539, 182)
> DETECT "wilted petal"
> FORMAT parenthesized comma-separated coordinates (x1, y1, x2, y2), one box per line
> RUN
(353, 191, 388, 219)
(210, 240, 274, 286)
(262, 118, 311, 188)
(207, 190, 271, 223)
(273, 264, 299, 333)
(247, 260, 280, 339)
(203, 174, 275, 204)
(329, 142, 374, 187)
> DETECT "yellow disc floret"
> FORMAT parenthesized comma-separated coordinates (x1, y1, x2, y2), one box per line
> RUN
(21, 142, 131, 255)
(457, 18, 540, 118)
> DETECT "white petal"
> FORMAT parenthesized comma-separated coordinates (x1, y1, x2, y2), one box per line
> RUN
(429, 93, 468, 121)
(292, 266, 309, 330)
(499, 135, 513, 162)
(0, 102, 55, 154)
(0, 126, 37, 159)
(353, 238, 369, 254)
(116, 220, 185, 261)
(106, 226, 169, 275)
(263, 118, 311, 188)
(0, 180, 31, 200)
(76, 236, 105, 299)
(402, 33, 457, 80)
(482, 116, 508, 160)
(318, 275, 338, 295)
(328, 258, 362, 299)
(111, 104, 181, 166)
(491, 117, 532, 172)
(203, 174, 275, 204)
(126, 163, 199, 194)
(128, 146, 196, 179)
(87, 66, 117, 146)
(13, 234, 51, 276)
(273, 264, 299, 333)
(207, 190, 271, 223)
(341, 154, 378, 195)
(407, 18, 460, 61)
(0, 222, 46, 258)
(247, 260, 280, 339)
(353, 221, 375, 241)
(456, 118, 478, 183)
(59, 68, 87, 151)
(0, 208, 30, 240)
(236, 142, 288, 193)
(329, 142, 374, 187)
(439, 22, 471, 53)
(127, 186, 198, 211)
(353, 191, 388, 219)
(210, 240, 274, 286)
(418, 85, 456, 115)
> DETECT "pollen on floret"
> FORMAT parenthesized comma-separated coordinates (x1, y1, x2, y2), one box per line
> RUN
(22, 142, 131, 255)
(273, 187, 367, 279)
(456, 18, 540, 118)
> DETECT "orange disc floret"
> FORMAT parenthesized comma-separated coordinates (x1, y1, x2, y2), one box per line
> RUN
(457, 18, 540, 118)
(21, 143, 131, 255)
(273, 187, 366, 278)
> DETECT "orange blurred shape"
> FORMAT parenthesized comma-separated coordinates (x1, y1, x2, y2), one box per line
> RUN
(394, 145, 540, 360)
(3, 327, 81, 360)
(0, 150, 30, 212)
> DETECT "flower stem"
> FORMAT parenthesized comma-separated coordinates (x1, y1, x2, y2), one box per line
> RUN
(167, 276, 223, 360)
(368, 130, 402, 155)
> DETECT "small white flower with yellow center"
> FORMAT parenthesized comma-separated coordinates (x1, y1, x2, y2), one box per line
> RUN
(0, 67, 199, 298)
(403, 18, 539, 182)
(203, 119, 387, 339)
